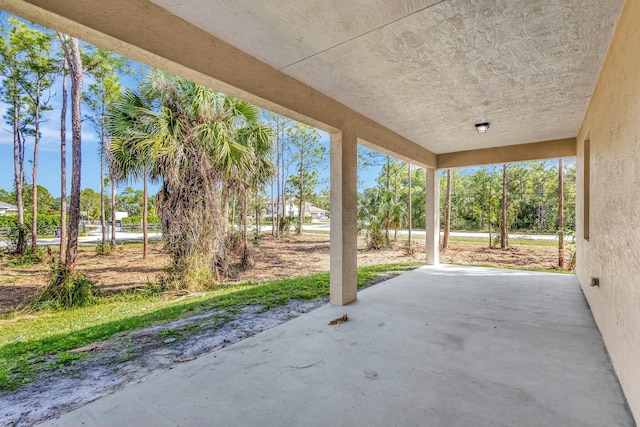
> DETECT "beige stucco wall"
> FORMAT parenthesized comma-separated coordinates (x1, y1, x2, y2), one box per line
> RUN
(576, 0, 640, 421)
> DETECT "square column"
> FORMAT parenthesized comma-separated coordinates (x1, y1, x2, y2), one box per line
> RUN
(425, 167, 440, 265)
(330, 129, 358, 305)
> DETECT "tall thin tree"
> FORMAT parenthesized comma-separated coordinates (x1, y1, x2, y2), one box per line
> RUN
(62, 36, 83, 269)
(385, 155, 391, 244)
(83, 47, 128, 250)
(500, 163, 509, 249)
(286, 122, 325, 235)
(1, 19, 32, 254)
(19, 28, 56, 250)
(558, 158, 564, 267)
(57, 33, 68, 262)
(263, 112, 293, 237)
(407, 163, 413, 251)
(442, 168, 452, 250)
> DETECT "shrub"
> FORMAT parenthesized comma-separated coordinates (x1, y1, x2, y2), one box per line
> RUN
(121, 215, 160, 225)
(5, 246, 45, 267)
(278, 216, 293, 235)
(365, 222, 386, 250)
(95, 243, 112, 256)
(0, 214, 61, 235)
(29, 265, 100, 311)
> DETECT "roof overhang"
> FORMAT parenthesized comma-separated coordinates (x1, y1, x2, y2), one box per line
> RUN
(0, 0, 623, 168)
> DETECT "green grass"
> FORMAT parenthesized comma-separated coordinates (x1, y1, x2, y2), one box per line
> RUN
(0, 262, 419, 391)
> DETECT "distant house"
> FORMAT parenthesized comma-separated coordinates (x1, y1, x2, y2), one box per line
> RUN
(264, 199, 327, 220)
(114, 211, 129, 221)
(0, 201, 18, 216)
(305, 203, 327, 220)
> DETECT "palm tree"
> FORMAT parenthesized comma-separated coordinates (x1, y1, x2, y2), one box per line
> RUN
(107, 70, 273, 289)
(358, 186, 393, 250)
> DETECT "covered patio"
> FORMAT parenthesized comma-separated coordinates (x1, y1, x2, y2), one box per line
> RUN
(40, 266, 633, 426)
(4, 0, 640, 423)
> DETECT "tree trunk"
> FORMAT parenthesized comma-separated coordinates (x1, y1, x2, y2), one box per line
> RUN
(488, 185, 492, 248)
(64, 37, 83, 270)
(110, 173, 116, 249)
(385, 155, 390, 244)
(275, 145, 280, 238)
(242, 188, 248, 249)
(230, 193, 236, 229)
(297, 169, 304, 235)
(31, 90, 41, 251)
(143, 171, 148, 259)
(240, 185, 253, 268)
(59, 63, 68, 263)
(99, 131, 107, 246)
(221, 184, 230, 240)
(501, 163, 508, 249)
(393, 165, 399, 241)
(254, 188, 260, 238)
(442, 168, 452, 250)
(12, 84, 25, 254)
(558, 158, 564, 268)
(270, 182, 275, 237)
(281, 148, 287, 230)
(407, 163, 412, 249)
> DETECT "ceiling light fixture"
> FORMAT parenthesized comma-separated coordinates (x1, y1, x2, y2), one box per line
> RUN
(475, 122, 490, 133)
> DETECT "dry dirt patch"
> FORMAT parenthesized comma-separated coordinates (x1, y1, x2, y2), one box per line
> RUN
(0, 243, 170, 313)
(0, 235, 570, 313)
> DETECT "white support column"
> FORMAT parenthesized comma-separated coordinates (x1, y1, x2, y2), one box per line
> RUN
(330, 129, 358, 305)
(425, 167, 440, 265)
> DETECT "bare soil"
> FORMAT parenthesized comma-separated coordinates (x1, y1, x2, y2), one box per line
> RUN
(0, 242, 170, 314)
(0, 234, 571, 313)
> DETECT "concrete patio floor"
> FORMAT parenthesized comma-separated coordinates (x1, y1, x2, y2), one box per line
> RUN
(40, 265, 634, 427)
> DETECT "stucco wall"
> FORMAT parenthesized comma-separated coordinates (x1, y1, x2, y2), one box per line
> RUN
(576, 0, 640, 421)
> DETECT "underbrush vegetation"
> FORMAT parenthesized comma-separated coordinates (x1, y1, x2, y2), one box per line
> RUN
(4, 246, 45, 267)
(0, 262, 419, 391)
(95, 243, 112, 256)
(28, 264, 101, 311)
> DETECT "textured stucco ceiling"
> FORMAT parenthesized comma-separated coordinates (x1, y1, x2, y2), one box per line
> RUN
(150, 0, 623, 154)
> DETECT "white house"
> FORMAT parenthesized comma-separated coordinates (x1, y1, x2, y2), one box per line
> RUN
(0, 201, 18, 216)
(264, 199, 327, 220)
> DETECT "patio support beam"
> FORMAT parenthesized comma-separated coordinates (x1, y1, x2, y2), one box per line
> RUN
(330, 129, 358, 305)
(437, 138, 576, 169)
(425, 167, 440, 265)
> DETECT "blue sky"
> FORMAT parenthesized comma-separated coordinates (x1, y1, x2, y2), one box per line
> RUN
(0, 64, 154, 198)
(0, 86, 380, 198)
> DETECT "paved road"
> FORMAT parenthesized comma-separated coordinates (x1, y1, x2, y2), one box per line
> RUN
(301, 223, 560, 241)
(0, 231, 163, 248)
